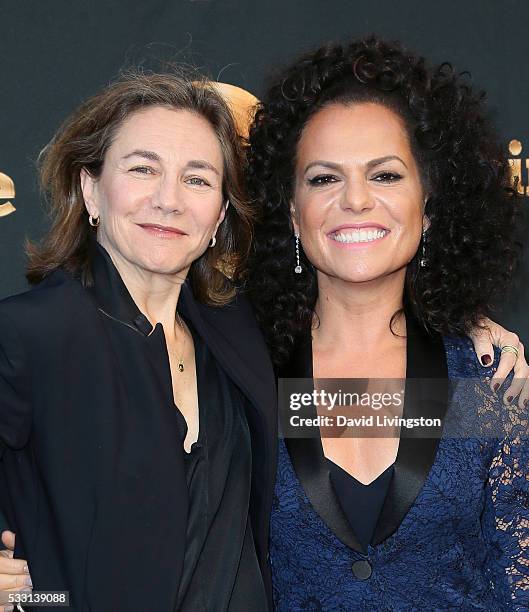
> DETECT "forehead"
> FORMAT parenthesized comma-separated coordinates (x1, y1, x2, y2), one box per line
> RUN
(297, 102, 412, 163)
(109, 106, 223, 163)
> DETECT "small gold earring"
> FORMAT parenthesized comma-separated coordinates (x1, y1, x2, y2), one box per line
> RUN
(88, 214, 100, 227)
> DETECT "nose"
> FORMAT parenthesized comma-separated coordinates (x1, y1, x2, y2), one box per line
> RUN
(153, 174, 183, 213)
(340, 177, 375, 214)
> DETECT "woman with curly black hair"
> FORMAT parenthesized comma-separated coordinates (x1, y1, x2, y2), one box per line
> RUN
(247, 36, 529, 609)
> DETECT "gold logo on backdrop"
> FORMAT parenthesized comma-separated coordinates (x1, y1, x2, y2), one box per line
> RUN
(508, 139, 528, 196)
(0, 172, 16, 217)
(210, 82, 259, 140)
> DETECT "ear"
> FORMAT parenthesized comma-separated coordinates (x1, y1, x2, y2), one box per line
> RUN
(80, 168, 99, 217)
(212, 199, 227, 234)
(290, 201, 300, 234)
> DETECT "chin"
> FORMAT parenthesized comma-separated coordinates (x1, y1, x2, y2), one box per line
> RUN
(327, 265, 387, 284)
(126, 249, 184, 276)
(144, 258, 186, 276)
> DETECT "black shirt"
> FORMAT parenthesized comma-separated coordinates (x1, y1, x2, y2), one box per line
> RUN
(326, 459, 394, 551)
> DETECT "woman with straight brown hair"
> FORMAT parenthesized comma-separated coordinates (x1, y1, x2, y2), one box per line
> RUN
(0, 70, 275, 611)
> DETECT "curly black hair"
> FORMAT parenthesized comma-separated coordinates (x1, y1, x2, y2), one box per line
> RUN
(245, 35, 520, 368)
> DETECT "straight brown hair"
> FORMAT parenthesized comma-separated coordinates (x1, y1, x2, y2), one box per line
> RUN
(26, 68, 253, 306)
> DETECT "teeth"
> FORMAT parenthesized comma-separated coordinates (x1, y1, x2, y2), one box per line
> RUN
(332, 229, 387, 244)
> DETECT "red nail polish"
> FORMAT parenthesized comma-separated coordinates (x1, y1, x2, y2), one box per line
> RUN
(493, 383, 500, 392)
(481, 354, 492, 366)
(524, 399, 528, 408)
(507, 396, 513, 403)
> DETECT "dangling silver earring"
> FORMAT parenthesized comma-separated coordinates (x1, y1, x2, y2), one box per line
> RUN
(294, 234, 302, 273)
(88, 214, 100, 227)
(209, 236, 216, 248)
(419, 228, 427, 267)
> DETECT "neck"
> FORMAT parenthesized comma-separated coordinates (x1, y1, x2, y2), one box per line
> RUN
(313, 269, 407, 352)
(101, 240, 189, 341)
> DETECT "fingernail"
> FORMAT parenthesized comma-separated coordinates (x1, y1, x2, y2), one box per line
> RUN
(481, 354, 492, 366)
(23, 564, 30, 574)
(24, 575, 33, 586)
(493, 383, 500, 392)
(507, 396, 513, 404)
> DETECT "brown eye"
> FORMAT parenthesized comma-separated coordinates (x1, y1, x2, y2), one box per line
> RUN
(307, 174, 339, 186)
(372, 172, 402, 183)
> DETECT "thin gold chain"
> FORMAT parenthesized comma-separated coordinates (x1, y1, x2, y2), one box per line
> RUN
(175, 312, 186, 372)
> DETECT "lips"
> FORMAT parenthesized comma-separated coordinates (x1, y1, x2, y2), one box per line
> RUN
(137, 223, 187, 236)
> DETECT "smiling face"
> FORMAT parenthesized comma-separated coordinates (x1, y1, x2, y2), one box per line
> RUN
(81, 106, 226, 278)
(292, 102, 426, 286)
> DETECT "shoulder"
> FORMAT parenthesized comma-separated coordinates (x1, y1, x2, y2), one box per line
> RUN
(0, 269, 94, 341)
(192, 285, 260, 330)
(187, 284, 274, 381)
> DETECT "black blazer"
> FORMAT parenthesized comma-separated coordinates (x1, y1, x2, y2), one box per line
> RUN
(0, 245, 277, 611)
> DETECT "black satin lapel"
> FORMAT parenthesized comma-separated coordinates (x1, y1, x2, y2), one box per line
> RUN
(283, 335, 365, 553)
(285, 437, 365, 552)
(372, 312, 449, 545)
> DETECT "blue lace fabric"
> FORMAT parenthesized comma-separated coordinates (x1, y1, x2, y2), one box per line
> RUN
(270, 337, 529, 611)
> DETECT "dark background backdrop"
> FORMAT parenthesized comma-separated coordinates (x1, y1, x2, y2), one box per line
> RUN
(1, 0, 527, 341)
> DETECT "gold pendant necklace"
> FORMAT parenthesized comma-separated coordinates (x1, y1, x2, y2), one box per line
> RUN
(175, 312, 186, 372)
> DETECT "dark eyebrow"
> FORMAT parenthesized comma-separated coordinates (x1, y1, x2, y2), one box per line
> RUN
(121, 151, 220, 176)
(121, 149, 161, 162)
(304, 155, 408, 174)
(366, 155, 408, 170)
(304, 160, 343, 174)
(186, 160, 220, 176)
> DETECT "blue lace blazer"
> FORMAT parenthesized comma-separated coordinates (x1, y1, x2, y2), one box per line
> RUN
(271, 318, 529, 611)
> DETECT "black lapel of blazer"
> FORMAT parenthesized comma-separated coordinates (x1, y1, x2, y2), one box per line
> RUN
(177, 282, 278, 556)
(283, 312, 448, 552)
(177, 283, 276, 435)
(283, 334, 366, 553)
(372, 311, 448, 545)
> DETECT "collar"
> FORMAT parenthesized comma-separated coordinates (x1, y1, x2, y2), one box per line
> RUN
(283, 310, 449, 554)
(87, 241, 157, 336)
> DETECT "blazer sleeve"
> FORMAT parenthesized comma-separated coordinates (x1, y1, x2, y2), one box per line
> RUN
(482, 430, 529, 609)
(0, 311, 32, 451)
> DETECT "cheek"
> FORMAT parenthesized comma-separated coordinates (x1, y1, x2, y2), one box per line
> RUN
(98, 176, 150, 219)
(188, 198, 223, 234)
(385, 192, 423, 230)
(296, 194, 328, 234)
